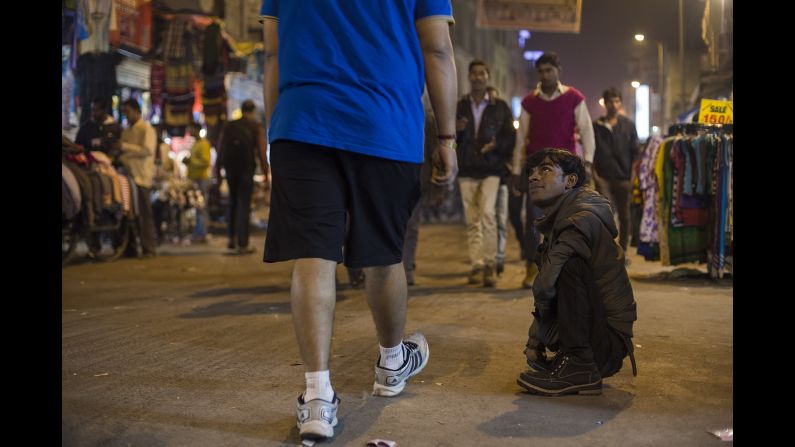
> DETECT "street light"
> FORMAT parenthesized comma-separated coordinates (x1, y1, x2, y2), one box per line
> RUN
(633, 33, 665, 127)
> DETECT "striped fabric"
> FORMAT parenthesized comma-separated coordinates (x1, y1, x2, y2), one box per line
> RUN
(118, 174, 131, 214)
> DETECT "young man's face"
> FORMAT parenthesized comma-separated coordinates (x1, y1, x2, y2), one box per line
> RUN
(469, 64, 489, 92)
(605, 96, 622, 115)
(123, 105, 140, 124)
(537, 63, 560, 90)
(527, 157, 577, 207)
(91, 103, 107, 123)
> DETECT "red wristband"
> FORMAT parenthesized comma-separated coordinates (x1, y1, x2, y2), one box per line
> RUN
(437, 134, 456, 140)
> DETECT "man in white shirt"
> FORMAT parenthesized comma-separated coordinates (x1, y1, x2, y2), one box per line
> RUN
(120, 98, 158, 257)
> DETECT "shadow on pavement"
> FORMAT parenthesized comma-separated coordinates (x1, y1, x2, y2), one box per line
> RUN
(630, 268, 733, 288)
(180, 299, 291, 317)
(180, 294, 352, 318)
(409, 285, 528, 300)
(276, 393, 392, 445)
(190, 285, 290, 298)
(478, 387, 634, 438)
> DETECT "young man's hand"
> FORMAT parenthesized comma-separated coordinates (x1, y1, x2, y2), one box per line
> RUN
(455, 116, 468, 132)
(480, 137, 497, 154)
(431, 143, 458, 185)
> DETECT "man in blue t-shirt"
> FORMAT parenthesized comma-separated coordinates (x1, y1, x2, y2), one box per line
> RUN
(260, 0, 458, 441)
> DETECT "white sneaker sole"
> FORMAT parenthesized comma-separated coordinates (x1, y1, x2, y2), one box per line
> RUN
(372, 338, 429, 397)
(298, 419, 337, 439)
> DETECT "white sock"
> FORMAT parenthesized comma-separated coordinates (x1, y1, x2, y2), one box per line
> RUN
(379, 343, 406, 370)
(304, 370, 334, 402)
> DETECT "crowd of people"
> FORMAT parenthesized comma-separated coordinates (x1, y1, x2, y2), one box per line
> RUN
(62, 96, 271, 258)
(63, 1, 642, 442)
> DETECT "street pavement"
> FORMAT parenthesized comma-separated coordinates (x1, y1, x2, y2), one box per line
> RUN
(62, 223, 733, 446)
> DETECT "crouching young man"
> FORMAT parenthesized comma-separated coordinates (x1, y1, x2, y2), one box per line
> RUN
(517, 148, 637, 396)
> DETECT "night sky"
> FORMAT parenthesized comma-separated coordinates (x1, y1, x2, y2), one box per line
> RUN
(519, 0, 710, 119)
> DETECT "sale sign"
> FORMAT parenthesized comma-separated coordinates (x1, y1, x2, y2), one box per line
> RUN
(698, 99, 733, 125)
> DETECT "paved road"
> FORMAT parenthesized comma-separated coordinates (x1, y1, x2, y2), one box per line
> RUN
(62, 223, 733, 446)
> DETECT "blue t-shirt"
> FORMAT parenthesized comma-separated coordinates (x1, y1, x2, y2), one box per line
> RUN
(260, 0, 454, 163)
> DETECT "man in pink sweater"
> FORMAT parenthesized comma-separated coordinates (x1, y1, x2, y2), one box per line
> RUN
(510, 52, 595, 289)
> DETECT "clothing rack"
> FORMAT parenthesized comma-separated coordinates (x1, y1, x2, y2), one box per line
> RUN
(667, 122, 733, 136)
(636, 125, 733, 279)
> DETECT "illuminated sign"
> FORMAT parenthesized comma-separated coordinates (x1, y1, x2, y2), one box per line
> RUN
(698, 99, 733, 124)
(635, 85, 650, 140)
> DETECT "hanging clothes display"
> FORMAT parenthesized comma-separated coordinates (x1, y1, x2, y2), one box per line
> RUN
(149, 60, 165, 121)
(634, 124, 733, 277)
(75, 52, 121, 125)
(201, 21, 227, 128)
(163, 17, 194, 131)
(637, 135, 663, 261)
(77, 0, 115, 55)
(202, 72, 226, 127)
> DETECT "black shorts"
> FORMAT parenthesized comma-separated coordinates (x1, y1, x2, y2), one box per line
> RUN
(264, 140, 421, 268)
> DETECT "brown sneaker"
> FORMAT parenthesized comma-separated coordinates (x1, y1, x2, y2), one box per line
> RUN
(522, 261, 539, 289)
(468, 267, 484, 284)
(483, 264, 497, 287)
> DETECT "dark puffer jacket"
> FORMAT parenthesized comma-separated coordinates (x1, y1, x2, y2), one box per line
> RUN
(529, 187, 637, 341)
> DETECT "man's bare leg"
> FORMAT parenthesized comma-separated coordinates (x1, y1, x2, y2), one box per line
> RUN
(291, 258, 337, 371)
(365, 263, 429, 396)
(363, 263, 407, 348)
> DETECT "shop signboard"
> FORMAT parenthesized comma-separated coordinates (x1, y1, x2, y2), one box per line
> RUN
(698, 99, 733, 124)
(111, 0, 152, 53)
(116, 57, 151, 90)
(476, 0, 582, 33)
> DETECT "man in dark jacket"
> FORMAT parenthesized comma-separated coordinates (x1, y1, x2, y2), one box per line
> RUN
(455, 59, 516, 287)
(74, 97, 122, 157)
(216, 99, 269, 254)
(592, 87, 640, 253)
(516, 148, 637, 396)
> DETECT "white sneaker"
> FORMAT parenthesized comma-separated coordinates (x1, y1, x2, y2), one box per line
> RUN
(296, 393, 339, 440)
(373, 333, 429, 397)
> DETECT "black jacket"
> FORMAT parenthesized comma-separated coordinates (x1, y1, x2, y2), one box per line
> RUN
(529, 187, 637, 340)
(455, 96, 515, 178)
(592, 115, 640, 180)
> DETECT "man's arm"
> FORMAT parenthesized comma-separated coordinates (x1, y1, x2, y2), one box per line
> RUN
(121, 125, 157, 158)
(214, 128, 224, 179)
(511, 109, 529, 176)
(510, 109, 530, 195)
(416, 19, 458, 185)
(575, 101, 595, 164)
(262, 19, 279, 137)
(255, 124, 270, 182)
(495, 101, 516, 157)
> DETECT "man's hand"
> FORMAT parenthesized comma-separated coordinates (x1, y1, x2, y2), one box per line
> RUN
(480, 136, 497, 154)
(524, 345, 545, 365)
(431, 143, 458, 185)
(259, 158, 271, 185)
(455, 116, 468, 132)
(524, 337, 546, 368)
